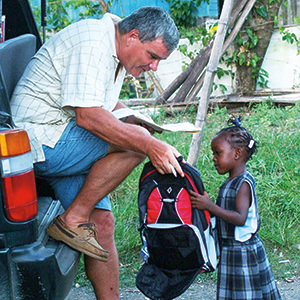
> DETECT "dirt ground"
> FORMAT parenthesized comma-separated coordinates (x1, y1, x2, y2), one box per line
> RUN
(66, 276, 300, 300)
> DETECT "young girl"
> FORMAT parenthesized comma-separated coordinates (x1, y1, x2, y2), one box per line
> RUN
(190, 117, 281, 300)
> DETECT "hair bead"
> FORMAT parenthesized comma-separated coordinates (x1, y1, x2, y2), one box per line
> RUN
(248, 139, 255, 149)
(228, 116, 242, 127)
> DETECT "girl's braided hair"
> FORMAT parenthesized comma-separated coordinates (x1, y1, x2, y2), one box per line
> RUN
(216, 116, 257, 161)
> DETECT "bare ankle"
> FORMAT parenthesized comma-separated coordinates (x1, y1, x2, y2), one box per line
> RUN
(60, 212, 89, 228)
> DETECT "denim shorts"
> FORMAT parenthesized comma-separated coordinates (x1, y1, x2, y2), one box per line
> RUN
(34, 120, 111, 211)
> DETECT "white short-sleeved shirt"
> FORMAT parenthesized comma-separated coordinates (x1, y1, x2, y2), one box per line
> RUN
(11, 13, 126, 163)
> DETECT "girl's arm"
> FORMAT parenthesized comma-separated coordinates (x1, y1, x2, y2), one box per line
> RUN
(189, 182, 251, 226)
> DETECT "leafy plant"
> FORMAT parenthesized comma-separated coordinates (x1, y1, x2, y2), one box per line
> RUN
(178, 24, 216, 71)
(165, 0, 208, 29)
(257, 68, 269, 89)
(46, 0, 72, 32)
(30, 0, 112, 34)
(279, 26, 300, 55)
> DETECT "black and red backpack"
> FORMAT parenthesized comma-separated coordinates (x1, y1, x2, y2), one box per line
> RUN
(136, 157, 218, 300)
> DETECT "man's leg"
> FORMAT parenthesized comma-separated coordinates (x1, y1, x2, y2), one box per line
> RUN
(84, 209, 119, 300)
(60, 150, 145, 300)
(36, 121, 147, 299)
(61, 149, 145, 227)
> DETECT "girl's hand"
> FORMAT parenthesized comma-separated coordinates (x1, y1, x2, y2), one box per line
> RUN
(189, 190, 212, 210)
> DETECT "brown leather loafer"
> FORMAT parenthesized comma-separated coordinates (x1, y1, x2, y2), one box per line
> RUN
(46, 215, 109, 262)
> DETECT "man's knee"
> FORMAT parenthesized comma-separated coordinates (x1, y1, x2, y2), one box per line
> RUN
(129, 151, 146, 166)
(108, 144, 146, 167)
(91, 210, 115, 242)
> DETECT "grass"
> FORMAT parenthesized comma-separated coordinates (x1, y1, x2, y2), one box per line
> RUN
(75, 101, 300, 287)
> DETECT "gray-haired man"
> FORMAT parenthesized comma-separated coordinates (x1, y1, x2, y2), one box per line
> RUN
(11, 6, 183, 299)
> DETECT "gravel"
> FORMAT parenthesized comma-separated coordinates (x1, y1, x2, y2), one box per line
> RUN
(66, 276, 300, 300)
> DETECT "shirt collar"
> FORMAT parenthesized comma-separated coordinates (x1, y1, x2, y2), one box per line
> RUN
(102, 13, 124, 81)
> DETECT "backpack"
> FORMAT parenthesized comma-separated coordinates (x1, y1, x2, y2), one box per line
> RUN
(136, 157, 218, 300)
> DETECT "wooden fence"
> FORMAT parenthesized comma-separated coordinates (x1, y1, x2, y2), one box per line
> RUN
(278, 0, 300, 26)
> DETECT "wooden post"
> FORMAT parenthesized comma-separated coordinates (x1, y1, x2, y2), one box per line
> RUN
(187, 0, 234, 166)
(146, 71, 164, 94)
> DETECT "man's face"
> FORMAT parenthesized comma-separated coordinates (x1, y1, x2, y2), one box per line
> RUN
(122, 31, 171, 77)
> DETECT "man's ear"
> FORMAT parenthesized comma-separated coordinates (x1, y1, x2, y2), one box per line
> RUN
(127, 29, 140, 44)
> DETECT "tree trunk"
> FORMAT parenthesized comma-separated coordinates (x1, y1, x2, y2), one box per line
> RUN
(235, 0, 284, 95)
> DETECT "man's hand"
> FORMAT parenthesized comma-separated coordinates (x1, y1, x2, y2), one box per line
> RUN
(145, 139, 184, 177)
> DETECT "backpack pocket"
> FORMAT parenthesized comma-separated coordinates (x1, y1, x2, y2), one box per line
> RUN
(144, 225, 206, 270)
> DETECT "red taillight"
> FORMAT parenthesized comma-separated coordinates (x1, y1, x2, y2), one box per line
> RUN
(0, 129, 37, 222)
(2, 170, 37, 221)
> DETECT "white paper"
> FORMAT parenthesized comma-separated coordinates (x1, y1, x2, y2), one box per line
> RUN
(112, 108, 201, 133)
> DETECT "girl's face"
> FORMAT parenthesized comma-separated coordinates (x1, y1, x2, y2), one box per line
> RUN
(211, 135, 237, 175)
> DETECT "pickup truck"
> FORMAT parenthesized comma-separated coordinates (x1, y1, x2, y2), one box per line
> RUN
(0, 1, 80, 299)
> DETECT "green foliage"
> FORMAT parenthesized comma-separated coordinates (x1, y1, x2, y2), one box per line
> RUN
(176, 0, 300, 93)
(167, 0, 198, 29)
(256, 68, 269, 89)
(282, 0, 289, 8)
(178, 24, 215, 70)
(166, 0, 208, 29)
(256, 4, 268, 19)
(231, 1, 299, 90)
(216, 66, 231, 80)
(279, 26, 300, 55)
(245, 27, 259, 49)
(65, 0, 107, 19)
(180, 25, 211, 46)
(30, 0, 111, 34)
(119, 77, 137, 99)
(233, 25, 266, 83)
(46, 0, 72, 32)
(268, 0, 283, 4)
(293, 15, 300, 25)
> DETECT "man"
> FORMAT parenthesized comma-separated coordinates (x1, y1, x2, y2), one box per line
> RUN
(11, 6, 183, 300)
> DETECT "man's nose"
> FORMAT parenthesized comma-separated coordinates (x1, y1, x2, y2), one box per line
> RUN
(149, 59, 160, 71)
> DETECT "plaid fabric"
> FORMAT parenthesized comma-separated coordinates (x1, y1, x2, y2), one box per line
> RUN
(216, 171, 260, 241)
(11, 13, 125, 163)
(217, 234, 281, 300)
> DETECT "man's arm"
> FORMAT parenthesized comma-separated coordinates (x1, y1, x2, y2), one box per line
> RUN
(75, 107, 184, 177)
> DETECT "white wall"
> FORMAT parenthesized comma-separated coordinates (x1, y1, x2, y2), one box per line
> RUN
(258, 26, 300, 90)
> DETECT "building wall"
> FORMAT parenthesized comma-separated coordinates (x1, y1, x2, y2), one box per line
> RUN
(110, 0, 219, 18)
(258, 26, 300, 90)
